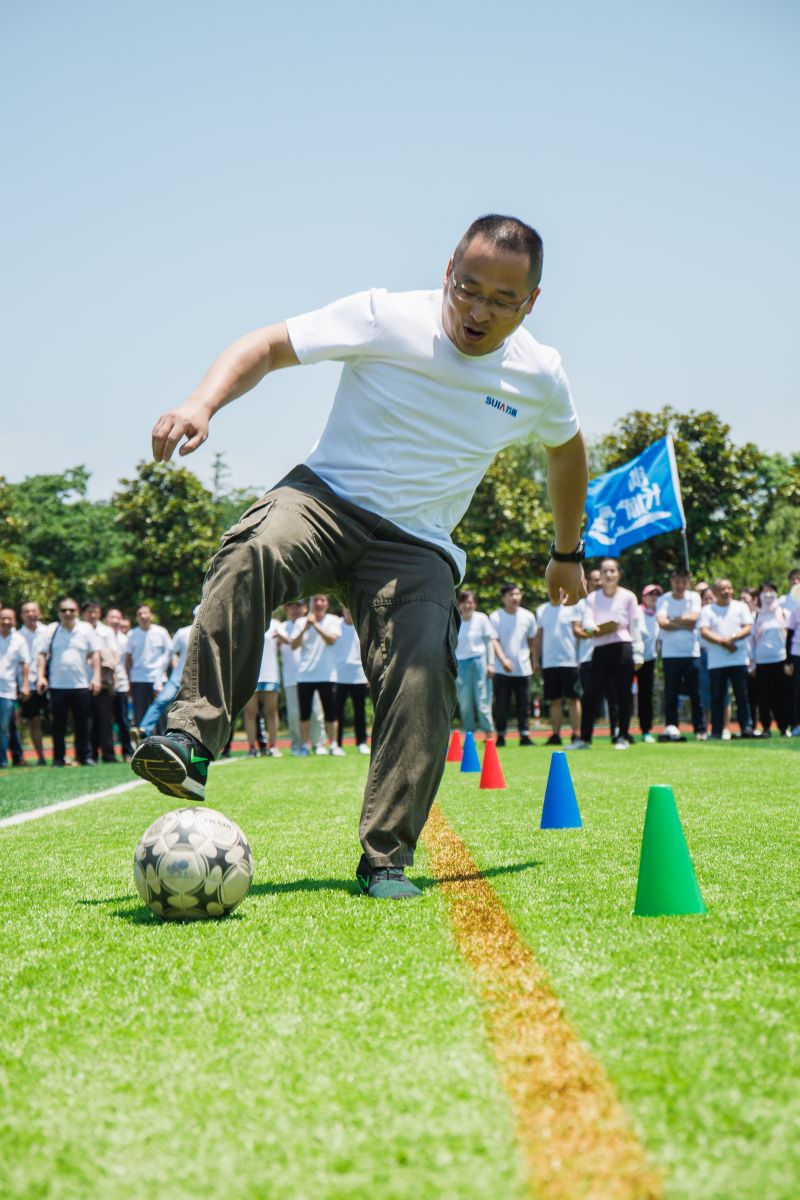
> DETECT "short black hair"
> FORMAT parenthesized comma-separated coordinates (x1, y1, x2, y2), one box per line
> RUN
(457, 589, 477, 604)
(500, 583, 521, 596)
(455, 214, 543, 287)
(670, 567, 691, 578)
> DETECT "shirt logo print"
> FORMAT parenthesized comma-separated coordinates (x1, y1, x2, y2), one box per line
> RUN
(485, 395, 518, 418)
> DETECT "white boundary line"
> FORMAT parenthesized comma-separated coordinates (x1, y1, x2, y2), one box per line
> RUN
(0, 758, 241, 829)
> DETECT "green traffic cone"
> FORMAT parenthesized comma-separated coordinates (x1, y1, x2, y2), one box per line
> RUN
(634, 785, 707, 917)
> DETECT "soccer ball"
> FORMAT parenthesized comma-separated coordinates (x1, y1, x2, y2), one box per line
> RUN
(133, 807, 254, 921)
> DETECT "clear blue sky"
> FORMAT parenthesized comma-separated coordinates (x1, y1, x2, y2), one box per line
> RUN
(2, 0, 797, 500)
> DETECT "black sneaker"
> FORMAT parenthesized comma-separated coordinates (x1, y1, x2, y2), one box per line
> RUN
(519, 734, 534, 747)
(495, 734, 506, 748)
(130, 731, 212, 802)
(356, 854, 422, 900)
(545, 733, 563, 746)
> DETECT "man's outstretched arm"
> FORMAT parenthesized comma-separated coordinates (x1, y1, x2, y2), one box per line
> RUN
(151, 322, 299, 462)
(545, 430, 589, 605)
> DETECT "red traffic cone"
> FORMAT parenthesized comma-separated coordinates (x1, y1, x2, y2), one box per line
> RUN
(446, 729, 463, 763)
(479, 738, 506, 790)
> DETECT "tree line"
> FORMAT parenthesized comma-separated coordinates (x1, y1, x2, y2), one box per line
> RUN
(2, 409, 799, 625)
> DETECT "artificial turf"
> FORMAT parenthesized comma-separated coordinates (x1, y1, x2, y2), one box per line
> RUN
(439, 738, 800, 1200)
(0, 757, 524, 1200)
(0, 741, 797, 1199)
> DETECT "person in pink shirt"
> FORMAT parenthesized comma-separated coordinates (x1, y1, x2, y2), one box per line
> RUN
(570, 558, 643, 750)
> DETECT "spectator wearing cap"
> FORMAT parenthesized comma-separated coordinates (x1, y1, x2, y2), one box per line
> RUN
(656, 569, 706, 740)
(750, 583, 792, 736)
(699, 579, 754, 738)
(637, 584, 662, 743)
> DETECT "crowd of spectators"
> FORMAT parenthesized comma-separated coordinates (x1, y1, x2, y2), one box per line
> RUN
(1, 566, 798, 766)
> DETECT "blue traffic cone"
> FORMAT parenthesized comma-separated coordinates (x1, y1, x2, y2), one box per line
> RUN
(460, 731, 481, 773)
(540, 751, 582, 829)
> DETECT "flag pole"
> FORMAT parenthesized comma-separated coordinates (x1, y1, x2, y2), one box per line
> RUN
(681, 527, 691, 575)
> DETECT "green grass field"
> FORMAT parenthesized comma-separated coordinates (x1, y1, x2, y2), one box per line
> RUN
(0, 740, 797, 1199)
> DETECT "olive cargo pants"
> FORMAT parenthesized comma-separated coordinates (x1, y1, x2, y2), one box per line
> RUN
(169, 466, 460, 867)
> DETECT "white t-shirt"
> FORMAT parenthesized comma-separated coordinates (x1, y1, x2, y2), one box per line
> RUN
(168, 625, 193, 685)
(0, 631, 29, 700)
(655, 591, 701, 658)
(19, 624, 45, 687)
(108, 628, 130, 692)
(535, 603, 578, 669)
(287, 289, 579, 580)
(489, 607, 537, 677)
(336, 622, 368, 685)
(257, 620, 281, 686)
(455, 612, 494, 661)
(127, 624, 173, 684)
(699, 601, 752, 669)
(44, 621, 99, 689)
(640, 608, 660, 663)
(570, 598, 594, 665)
(778, 590, 800, 618)
(296, 614, 341, 682)
(786, 609, 800, 658)
(751, 608, 789, 665)
(278, 619, 303, 687)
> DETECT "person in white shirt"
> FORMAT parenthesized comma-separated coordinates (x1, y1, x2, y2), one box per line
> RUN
(242, 618, 282, 757)
(655, 569, 706, 740)
(698, 579, 754, 738)
(276, 601, 325, 755)
(37, 598, 101, 766)
(455, 590, 498, 737)
(572, 567, 620, 740)
(81, 600, 120, 763)
(0, 607, 30, 768)
(572, 558, 643, 750)
(533, 598, 580, 746)
(16, 601, 47, 765)
(133, 214, 589, 899)
(335, 607, 370, 754)
(779, 568, 800, 733)
(291, 595, 342, 755)
(635, 584, 662, 742)
(103, 607, 134, 759)
(750, 583, 792, 736)
(490, 584, 538, 747)
(125, 604, 173, 725)
(136, 612, 196, 740)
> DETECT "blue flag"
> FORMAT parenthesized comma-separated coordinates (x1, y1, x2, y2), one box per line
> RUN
(584, 435, 686, 558)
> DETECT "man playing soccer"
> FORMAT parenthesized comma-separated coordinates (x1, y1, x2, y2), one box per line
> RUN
(131, 214, 588, 898)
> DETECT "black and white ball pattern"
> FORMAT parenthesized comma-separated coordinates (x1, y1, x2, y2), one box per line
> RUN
(134, 807, 254, 921)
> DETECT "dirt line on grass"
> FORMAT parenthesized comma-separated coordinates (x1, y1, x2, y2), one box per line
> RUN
(421, 804, 662, 1200)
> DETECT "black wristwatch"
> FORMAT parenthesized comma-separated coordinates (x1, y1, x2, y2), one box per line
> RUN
(549, 539, 586, 563)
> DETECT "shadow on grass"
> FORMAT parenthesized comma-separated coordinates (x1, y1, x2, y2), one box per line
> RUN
(77, 860, 541, 917)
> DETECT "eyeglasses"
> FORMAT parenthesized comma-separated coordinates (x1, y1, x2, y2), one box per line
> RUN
(60, 608, 77, 614)
(449, 268, 535, 315)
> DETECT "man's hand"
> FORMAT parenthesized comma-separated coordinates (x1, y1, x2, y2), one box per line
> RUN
(37, 677, 48, 696)
(152, 400, 211, 462)
(545, 559, 587, 606)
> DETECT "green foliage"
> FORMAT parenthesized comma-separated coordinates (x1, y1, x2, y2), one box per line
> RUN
(0, 468, 122, 615)
(453, 443, 552, 606)
(705, 502, 800, 589)
(597, 408, 769, 592)
(107, 462, 222, 627)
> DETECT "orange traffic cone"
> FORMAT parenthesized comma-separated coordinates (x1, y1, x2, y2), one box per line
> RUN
(479, 738, 506, 790)
(446, 729, 463, 763)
